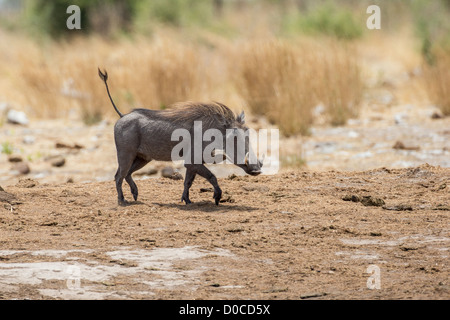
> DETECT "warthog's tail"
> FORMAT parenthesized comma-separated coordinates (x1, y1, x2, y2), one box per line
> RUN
(98, 68, 123, 118)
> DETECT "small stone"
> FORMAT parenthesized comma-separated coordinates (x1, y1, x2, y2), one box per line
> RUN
(393, 141, 405, 149)
(343, 194, 384, 207)
(161, 166, 182, 180)
(220, 194, 235, 203)
(382, 204, 413, 211)
(432, 204, 450, 211)
(55, 142, 84, 149)
(48, 155, 65, 167)
(360, 196, 385, 207)
(342, 194, 362, 202)
(13, 162, 30, 175)
(392, 141, 420, 151)
(431, 112, 443, 119)
(161, 166, 174, 178)
(8, 155, 23, 163)
(23, 136, 35, 145)
(15, 178, 38, 188)
(400, 246, 419, 251)
(7, 109, 29, 125)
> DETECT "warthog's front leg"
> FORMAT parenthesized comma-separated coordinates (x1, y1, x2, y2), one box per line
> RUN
(196, 164, 222, 205)
(182, 165, 196, 204)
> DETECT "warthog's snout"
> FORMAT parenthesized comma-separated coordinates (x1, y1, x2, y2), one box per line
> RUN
(241, 152, 264, 176)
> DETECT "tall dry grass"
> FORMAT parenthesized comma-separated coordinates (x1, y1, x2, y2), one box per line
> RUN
(12, 35, 216, 123)
(1, 30, 362, 135)
(423, 49, 450, 116)
(235, 39, 362, 135)
(319, 42, 363, 126)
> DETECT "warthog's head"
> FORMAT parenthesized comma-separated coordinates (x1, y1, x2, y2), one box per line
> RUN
(225, 111, 263, 176)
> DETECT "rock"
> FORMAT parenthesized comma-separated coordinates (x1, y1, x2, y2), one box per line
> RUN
(370, 232, 382, 236)
(392, 141, 405, 149)
(8, 155, 23, 163)
(226, 226, 244, 233)
(382, 204, 413, 211)
(432, 204, 450, 211)
(23, 136, 35, 145)
(161, 166, 182, 180)
(47, 155, 66, 167)
(15, 178, 38, 188)
(220, 193, 235, 203)
(431, 112, 443, 119)
(7, 109, 29, 125)
(394, 113, 408, 125)
(300, 292, 328, 299)
(400, 246, 419, 251)
(161, 166, 174, 178)
(170, 172, 183, 180)
(55, 142, 84, 149)
(360, 196, 385, 207)
(393, 141, 420, 151)
(342, 194, 362, 202)
(13, 162, 30, 175)
(343, 194, 385, 207)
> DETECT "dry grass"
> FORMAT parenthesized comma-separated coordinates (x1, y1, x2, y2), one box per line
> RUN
(235, 38, 362, 135)
(11, 35, 216, 122)
(1, 29, 362, 133)
(319, 42, 363, 126)
(235, 39, 315, 136)
(423, 49, 450, 116)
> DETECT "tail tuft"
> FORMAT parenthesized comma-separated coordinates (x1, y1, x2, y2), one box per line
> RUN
(97, 67, 123, 118)
(98, 68, 108, 82)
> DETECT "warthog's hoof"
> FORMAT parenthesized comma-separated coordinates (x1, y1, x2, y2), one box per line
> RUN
(213, 188, 222, 206)
(181, 194, 192, 205)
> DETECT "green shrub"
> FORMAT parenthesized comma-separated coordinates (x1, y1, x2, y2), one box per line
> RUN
(412, 0, 450, 64)
(1, 141, 13, 155)
(135, 0, 214, 29)
(23, 0, 139, 38)
(283, 2, 363, 40)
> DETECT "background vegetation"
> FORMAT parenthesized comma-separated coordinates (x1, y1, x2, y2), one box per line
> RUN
(0, 0, 449, 132)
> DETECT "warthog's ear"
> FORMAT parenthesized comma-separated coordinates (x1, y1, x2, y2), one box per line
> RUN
(226, 127, 237, 140)
(236, 111, 245, 124)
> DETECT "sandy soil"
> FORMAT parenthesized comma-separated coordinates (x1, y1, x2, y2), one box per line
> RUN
(0, 164, 448, 300)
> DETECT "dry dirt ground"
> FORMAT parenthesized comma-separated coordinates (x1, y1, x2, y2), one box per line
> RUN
(0, 34, 449, 300)
(0, 164, 448, 300)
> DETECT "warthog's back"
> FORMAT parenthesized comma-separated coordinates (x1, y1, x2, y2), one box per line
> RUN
(114, 102, 238, 162)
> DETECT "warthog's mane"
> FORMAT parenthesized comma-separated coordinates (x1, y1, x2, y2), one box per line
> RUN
(133, 102, 242, 128)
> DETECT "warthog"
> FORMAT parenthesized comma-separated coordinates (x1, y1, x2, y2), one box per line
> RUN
(98, 68, 262, 205)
